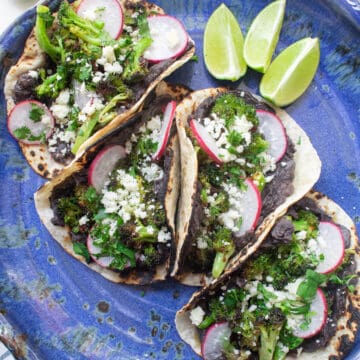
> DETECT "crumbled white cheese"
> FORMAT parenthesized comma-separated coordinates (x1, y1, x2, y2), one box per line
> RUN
(189, 306, 205, 326)
(201, 112, 254, 163)
(296, 230, 307, 240)
(218, 182, 246, 232)
(51, 104, 70, 122)
(56, 89, 70, 105)
(147, 115, 162, 131)
(50, 89, 71, 122)
(96, 46, 123, 76)
(197, 236, 208, 249)
(100, 169, 151, 223)
(104, 61, 123, 74)
(158, 227, 171, 243)
(79, 215, 89, 226)
(140, 162, 164, 183)
(82, 97, 104, 117)
(28, 70, 38, 79)
(102, 46, 116, 63)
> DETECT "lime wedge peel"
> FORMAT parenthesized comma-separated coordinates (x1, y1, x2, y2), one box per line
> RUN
(203, 3, 247, 82)
(260, 37, 320, 107)
(243, 0, 286, 73)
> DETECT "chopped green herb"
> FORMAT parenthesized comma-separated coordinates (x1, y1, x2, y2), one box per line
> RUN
(212, 93, 258, 128)
(73, 242, 91, 263)
(29, 103, 45, 122)
(296, 269, 327, 302)
(13, 126, 46, 143)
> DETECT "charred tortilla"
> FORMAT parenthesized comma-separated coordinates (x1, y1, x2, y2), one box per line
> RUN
(34, 82, 190, 284)
(175, 191, 360, 359)
(5, 0, 195, 178)
(171, 88, 322, 286)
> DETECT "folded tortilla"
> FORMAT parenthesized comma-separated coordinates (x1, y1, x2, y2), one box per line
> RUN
(171, 87, 322, 285)
(5, 0, 195, 178)
(34, 82, 190, 284)
(175, 190, 360, 359)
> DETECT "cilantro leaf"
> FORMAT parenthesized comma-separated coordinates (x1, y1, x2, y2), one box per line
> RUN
(29, 103, 45, 122)
(296, 269, 327, 302)
(13, 126, 31, 140)
(73, 242, 91, 263)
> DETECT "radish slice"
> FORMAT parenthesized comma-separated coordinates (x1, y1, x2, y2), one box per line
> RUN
(152, 101, 177, 161)
(77, 0, 124, 39)
(315, 221, 345, 274)
(144, 15, 188, 63)
(234, 178, 262, 237)
(293, 288, 328, 338)
(201, 322, 232, 360)
(7, 100, 54, 145)
(190, 119, 223, 164)
(87, 233, 115, 268)
(256, 109, 287, 162)
(88, 145, 127, 192)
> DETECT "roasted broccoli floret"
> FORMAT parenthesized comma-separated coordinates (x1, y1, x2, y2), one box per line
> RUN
(209, 192, 230, 219)
(35, 5, 65, 63)
(211, 227, 235, 278)
(91, 222, 136, 271)
(75, 185, 101, 214)
(291, 210, 319, 239)
(56, 196, 84, 232)
(143, 245, 161, 268)
(58, 1, 112, 47)
(258, 309, 285, 360)
(122, 13, 152, 83)
(198, 287, 246, 329)
(134, 224, 159, 243)
(36, 65, 68, 99)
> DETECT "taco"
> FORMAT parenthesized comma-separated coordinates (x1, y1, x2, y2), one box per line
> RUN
(171, 88, 322, 285)
(5, 0, 195, 178)
(34, 82, 189, 284)
(175, 191, 360, 359)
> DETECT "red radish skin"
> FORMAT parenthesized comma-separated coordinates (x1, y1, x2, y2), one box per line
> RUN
(144, 15, 188, 63)
(256, 109, 287, 162)
(77, 0, 124, 39)
(293, 288, 328, 339)
(88, 145, 127, 192)
(190, 119, 223, 164)
(7, 100, 54, 145)
(87, 233, 115, 268)
(234, 178, 262, 237)
(201, 322, 232, 360)
(316, 221, 345, 274)
(152, 101, 177, 161)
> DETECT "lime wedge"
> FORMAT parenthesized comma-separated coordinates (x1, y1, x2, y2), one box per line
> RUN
(260, 37, 320, 107)
(243, 0, 286, 73)
(203, 3, 247, 81)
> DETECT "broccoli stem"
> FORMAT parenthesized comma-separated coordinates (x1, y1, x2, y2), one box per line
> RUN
(259, 326, 281, 360)
(212, 246, 235, 278)
(35, 5, 64, 63)
(71, 112, 99, 154)
(98, 92, 131, 124)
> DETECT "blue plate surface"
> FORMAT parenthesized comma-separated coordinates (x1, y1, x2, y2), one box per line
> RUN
(0, 1, 359, 359)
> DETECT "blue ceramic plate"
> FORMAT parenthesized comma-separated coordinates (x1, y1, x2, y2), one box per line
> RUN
(0, 1, 359, 359)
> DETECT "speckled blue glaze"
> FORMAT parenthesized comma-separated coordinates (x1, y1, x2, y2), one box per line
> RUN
(0, 1, 359, 359)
